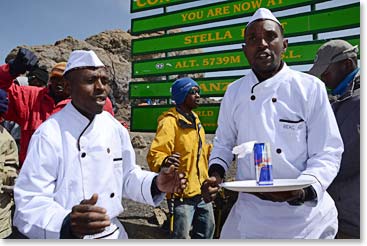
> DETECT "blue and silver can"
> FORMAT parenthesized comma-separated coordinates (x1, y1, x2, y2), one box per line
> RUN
(253, 142, 273, 185)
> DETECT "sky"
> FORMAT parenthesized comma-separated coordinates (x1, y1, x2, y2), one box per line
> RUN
(0, 0, 132, 61)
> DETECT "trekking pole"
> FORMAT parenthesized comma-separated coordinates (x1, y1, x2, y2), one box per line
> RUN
(215, 205, 222, 238)
(169, 195, 174, 235)
(215, 188, 226, 238)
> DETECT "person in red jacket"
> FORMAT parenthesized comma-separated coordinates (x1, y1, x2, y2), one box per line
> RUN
(0, 48, 114, 166)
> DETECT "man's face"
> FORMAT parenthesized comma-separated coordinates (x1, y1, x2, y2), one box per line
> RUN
(68, 67, 110, 120)
(320, 59, 349, 90)
(49, 76, 69, 100)
(183, 86, 200, 110)
(243, 20, 287, 79)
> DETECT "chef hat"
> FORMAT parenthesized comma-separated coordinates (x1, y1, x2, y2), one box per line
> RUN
(171, 77, 199, 105)
(246, 8, 281, 27)
(63, 50, 105, 75)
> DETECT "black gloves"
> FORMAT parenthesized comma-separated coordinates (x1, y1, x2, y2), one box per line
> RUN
(0, 89, 8, 114)
(8, 48, 39, 77)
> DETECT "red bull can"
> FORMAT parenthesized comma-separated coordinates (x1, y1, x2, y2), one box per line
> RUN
(253, 142, 273, 185)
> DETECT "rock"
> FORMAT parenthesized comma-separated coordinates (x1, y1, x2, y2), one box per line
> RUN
(152, 207, 168, 226)
(131, 135, 147, 149)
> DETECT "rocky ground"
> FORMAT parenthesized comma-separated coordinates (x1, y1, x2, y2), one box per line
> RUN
(118, 132, 238, 239)
(118, 132, 172, 239)
(119, 198, 171, 239)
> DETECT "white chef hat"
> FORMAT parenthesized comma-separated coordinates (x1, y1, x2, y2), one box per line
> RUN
(246, 8, 281, 27)
(63, 50, 105, 75)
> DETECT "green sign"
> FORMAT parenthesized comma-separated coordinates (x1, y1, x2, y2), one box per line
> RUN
(132, 3, 359, 55)
(131, 0, 329, 34)
(129, 76, 241, 99)
(132, 36, 360, 77)
(130, 0, 198, 13)
(131, 104, 220, 133)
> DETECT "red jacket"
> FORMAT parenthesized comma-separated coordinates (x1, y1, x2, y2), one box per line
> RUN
(0, 64, 114, 165)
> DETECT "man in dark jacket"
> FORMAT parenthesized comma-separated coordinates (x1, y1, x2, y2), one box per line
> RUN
(309, 39, 360, 239)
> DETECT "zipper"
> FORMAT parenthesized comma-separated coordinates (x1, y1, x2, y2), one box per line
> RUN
(196, 121, 203, 185)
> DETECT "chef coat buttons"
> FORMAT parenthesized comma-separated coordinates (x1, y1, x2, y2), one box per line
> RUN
(250, 95, 256, 100)
(107, 148, 110, 154)
(272, 98, 277, 102)
(81, 152, 86, 158)
(110, 192, 115, 198)
(276, 148, 282, 154)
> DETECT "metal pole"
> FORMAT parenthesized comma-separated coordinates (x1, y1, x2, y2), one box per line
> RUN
(311, 3, 318, 40)
(164, 6, 170, 105)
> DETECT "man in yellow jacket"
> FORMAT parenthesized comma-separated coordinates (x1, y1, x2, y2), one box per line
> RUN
(147, 77, 215, 239)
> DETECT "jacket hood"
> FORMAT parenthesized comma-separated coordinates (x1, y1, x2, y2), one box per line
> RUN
(158, 107, 198, 129)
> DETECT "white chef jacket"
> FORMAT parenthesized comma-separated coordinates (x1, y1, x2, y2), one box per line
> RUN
(13, 103, 165, 239)
(210, 63, 344, 239)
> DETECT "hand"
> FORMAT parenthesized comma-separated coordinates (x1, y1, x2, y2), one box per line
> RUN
(161, 152, 181, 169)
(156, 165, 187, 194)
(250, 189, 304, 203)
(70, 193, 111, 238)
(0, 89, 8, 114)
(8, 48, 39, 76)
(201, 175, 222, 203)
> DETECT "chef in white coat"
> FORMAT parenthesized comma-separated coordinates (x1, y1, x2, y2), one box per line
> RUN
(13, 50, 187, 239)
(201, 8, 343, 239)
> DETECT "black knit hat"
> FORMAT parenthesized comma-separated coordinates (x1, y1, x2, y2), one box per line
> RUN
(27, 65, 49, 86)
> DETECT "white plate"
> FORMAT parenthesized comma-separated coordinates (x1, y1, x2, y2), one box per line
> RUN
(219, 179, 315, 192)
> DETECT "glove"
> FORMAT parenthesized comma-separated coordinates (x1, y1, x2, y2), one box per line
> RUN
(232, 140, 257, 158)
(8, 48, 39, 76)
(0, 89, 9, 114)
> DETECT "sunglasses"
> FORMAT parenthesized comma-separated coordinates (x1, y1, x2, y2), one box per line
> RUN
(188, 88, 200, 95)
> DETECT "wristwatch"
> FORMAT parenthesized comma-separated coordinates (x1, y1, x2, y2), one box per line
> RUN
(287, 186, 317, 206)
(287, 188, 306, 206)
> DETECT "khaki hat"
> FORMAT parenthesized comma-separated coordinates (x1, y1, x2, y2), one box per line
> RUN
(50, 62, 67, 78)
(309, 40, 358, 77)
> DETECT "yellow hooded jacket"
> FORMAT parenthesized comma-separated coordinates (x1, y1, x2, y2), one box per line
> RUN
(147, 107, 212, 199)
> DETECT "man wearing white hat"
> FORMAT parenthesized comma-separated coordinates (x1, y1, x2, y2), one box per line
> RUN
(201, 8, 343, 239)
(0, 48, 115, 166)
(13, 50, 187, 239)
